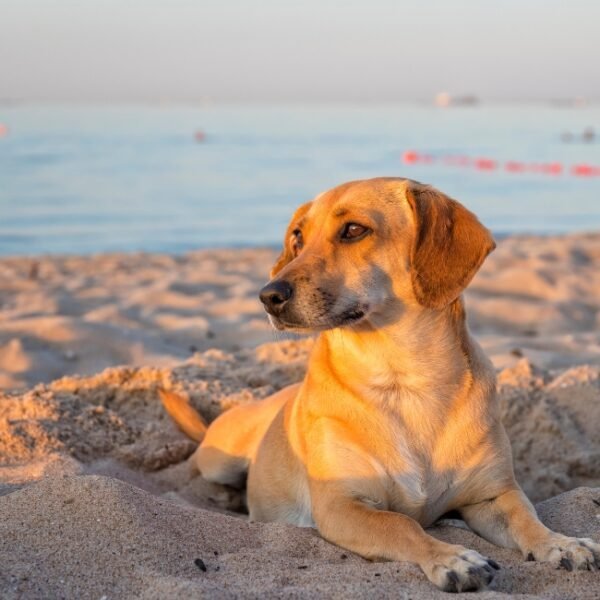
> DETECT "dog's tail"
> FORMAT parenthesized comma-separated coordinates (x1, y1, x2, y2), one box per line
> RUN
(159, 389, 207, 443)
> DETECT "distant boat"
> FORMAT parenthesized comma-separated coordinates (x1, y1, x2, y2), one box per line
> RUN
(435, 92, 479, 107)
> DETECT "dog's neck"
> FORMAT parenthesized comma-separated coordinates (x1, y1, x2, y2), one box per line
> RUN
(312, 298, 475, 407)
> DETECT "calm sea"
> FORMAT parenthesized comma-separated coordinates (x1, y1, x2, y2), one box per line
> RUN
(1, 104, 599, 256)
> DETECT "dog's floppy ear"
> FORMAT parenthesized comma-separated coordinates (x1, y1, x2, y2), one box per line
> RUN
(270, 201, 313, 277)
(405, 183, 495, 309)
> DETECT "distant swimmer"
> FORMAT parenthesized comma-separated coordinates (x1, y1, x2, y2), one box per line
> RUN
(194, 130, 206, 142)
(561, 127, 595, 143)
(582, 126, 595, 142)
(0, 123, 8, 138)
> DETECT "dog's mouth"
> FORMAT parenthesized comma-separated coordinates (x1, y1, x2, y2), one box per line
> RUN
(337, 307, 367, 325)
(268, 305, 369, 332)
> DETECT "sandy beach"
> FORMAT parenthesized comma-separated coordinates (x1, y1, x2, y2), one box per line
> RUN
(2, 234, 600, 392)
(1, 233, 600, 598)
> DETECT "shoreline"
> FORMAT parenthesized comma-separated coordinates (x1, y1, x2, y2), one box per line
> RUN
(2, 230, 600, 262)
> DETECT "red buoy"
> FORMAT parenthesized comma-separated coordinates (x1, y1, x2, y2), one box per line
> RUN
(572, 164, 594, 177)
(402, 150, 419, 164)
(474, 158, 496, 171)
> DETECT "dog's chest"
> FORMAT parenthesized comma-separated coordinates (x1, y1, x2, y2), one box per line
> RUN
(383, 431, 465, 524)
(365, 387, 476, 523)
(388, 463, 454, 522)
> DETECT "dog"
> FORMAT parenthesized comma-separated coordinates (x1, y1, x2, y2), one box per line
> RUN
(161, 178, 600, 592)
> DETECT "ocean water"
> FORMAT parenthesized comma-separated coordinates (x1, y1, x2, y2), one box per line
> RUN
(0, 104, 599, 256)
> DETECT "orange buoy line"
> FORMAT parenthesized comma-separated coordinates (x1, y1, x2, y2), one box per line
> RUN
(401, 151, 600, 177)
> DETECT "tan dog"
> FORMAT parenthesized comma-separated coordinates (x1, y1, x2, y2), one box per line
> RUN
(161, 178, 600, 592)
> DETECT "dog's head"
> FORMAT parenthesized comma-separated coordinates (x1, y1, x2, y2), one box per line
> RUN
(260, 178, 495, 332)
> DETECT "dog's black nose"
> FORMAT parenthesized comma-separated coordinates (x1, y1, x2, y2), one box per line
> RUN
(259, 280, 293, 313)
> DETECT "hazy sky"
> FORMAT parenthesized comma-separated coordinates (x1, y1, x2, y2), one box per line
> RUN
(1, 0, 598, 103)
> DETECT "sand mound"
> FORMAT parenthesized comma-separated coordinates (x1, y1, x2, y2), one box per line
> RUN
(497, 360, 600, 500)
(1, 475, 598, 599)
(1, 341, 599, 504)
(0, 343, 599, 597)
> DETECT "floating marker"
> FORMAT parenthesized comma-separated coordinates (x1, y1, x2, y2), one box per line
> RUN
(572, 164, 600, 177)
(474, 158, 497, 171)
(401, 151, 599, 177)
(402, 150, 419, 164)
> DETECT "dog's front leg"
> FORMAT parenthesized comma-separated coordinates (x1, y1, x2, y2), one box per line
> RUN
(310, 483, 499, 592)
(461, 487, 600, 571)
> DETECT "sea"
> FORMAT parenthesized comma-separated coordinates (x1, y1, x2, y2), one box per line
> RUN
(1, 103, 599, 256)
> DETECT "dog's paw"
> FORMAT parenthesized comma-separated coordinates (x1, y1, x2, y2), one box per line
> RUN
(526, 535, 600, 571)
(423, 545, 500, 592)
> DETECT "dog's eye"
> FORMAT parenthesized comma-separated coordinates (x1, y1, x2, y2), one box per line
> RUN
(291, 229, 303, 255)
(340, 223, 370, 242)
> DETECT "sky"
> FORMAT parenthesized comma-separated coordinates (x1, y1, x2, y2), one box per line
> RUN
(0, 0, 598, 103)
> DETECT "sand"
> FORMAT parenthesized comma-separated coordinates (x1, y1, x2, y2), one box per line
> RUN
(1, 478, 598, 599)
(2, 233, 600, 392)
(1, 233, 599, 598)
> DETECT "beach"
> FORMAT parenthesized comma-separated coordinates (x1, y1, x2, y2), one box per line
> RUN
(1, 233, 600, 598)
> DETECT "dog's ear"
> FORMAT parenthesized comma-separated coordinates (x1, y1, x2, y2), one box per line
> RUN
(270, 201, 313, 277)
(405, 183, 495, 309)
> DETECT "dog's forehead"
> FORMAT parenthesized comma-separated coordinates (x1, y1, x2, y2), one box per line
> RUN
(309, 178, 410, 219)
